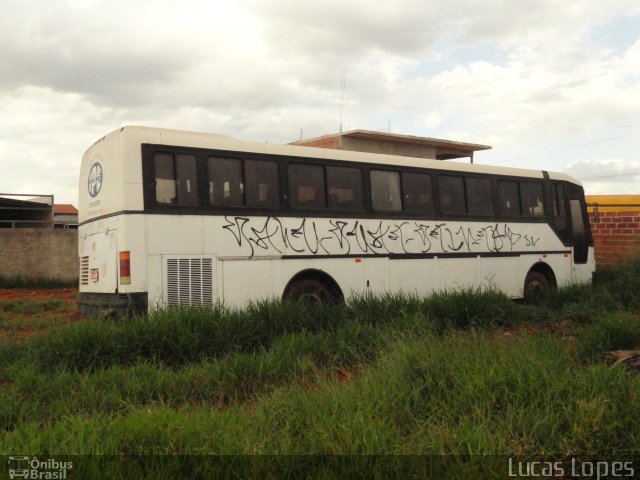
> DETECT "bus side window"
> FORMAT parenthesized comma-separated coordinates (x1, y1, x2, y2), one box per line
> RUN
(245, 160, 279, 208)
(371, 170, 402, 212)
(553, 183, 568, 234)
(288, 163, 327, 210)
(438, 175, 465, 215)
(208, 157, 243, 207)
(466, 177, 494, 216)
(175, 154, 198, 206)
(327, 166, 363, 211)
(520, 181, 545, 217)
(402, 172, 434, 214)
(154, 153, 177, 204)
(498, 180, 520, 216)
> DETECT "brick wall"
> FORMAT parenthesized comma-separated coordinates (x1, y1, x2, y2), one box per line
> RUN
(588, 209, 640, 269)
(295, 136, 341, 149)
(0, 229, 78, 281)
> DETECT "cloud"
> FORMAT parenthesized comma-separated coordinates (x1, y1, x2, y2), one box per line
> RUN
(565, 158, 640, 194)
(0, 0, 639, 204)
(565, 158, 640, 181)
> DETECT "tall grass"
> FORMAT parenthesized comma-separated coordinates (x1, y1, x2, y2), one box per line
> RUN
(526, 260, 640, 318)
(1, 261, 639, 477)
(0, 321, 401, 429)
(1, 289, 526, 374)
(2, 333, 638, 474)
(0, 274, 77, 289)
(577, 313, 640, 363)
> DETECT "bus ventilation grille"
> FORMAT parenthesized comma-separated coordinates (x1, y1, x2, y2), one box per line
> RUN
(80, 256, 89, 286)
(166, 258, 214, 306)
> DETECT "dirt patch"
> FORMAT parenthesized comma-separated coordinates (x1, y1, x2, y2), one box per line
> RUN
(0, 288, 80, 341)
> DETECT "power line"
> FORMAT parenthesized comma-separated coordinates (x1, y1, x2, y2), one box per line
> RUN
(494, 130, 640, 164)
(577, 172, 640, 181)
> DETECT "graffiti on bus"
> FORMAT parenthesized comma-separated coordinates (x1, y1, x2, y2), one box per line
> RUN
(222, 216, 540, 258)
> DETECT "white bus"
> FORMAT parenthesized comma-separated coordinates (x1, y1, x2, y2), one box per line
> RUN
(78, 126, 595, 315)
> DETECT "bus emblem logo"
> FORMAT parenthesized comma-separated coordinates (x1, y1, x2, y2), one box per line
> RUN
(88, 162, 103, 198)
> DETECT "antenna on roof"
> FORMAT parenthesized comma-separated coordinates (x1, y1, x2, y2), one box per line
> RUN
(339, 71, 347, 133)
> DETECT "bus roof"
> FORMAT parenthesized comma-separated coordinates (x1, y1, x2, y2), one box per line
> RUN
(89, 125, 582, 186)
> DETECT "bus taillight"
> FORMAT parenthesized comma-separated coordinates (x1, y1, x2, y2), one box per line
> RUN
(119, 251, 131, 285)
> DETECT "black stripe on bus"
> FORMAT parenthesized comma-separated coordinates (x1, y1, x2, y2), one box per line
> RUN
(79, 210, 145, 226)
(281, 251, 571, 260)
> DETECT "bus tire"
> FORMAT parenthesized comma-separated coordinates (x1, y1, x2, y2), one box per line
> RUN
(285, 278, 336, 304)
(523, 270, 550, 299)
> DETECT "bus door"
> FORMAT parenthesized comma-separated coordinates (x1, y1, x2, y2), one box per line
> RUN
(567, 187, 589, 264)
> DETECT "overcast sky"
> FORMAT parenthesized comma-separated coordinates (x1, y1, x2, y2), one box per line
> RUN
(1, 0, 639, 205)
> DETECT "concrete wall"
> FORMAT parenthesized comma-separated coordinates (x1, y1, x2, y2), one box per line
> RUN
(339, 136, 437, 159)
(0, 229, 78, 281)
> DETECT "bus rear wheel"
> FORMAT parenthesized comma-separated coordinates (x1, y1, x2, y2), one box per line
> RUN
(285, 278, 336, 305)
(524, 270, 550, 300)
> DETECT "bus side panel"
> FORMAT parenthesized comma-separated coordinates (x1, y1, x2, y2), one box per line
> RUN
(517, 253, 573, 293)
(144, 215, 208, 308)
(477, 256, 522, 297)
(432, 257, 478, 293)
(572, 247, 596, 285)
(221, 259, 274, 306)
(363, 257, 389, 295)
(147, 254, 164, 310)
(146, 215, 204, 255)
(389, 258, 439, 296)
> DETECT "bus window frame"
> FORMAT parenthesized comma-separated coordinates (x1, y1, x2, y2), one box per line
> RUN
(141, 144, 555, 226)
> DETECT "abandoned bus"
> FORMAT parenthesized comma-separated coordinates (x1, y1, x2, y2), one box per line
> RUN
(78, 126, 594, 315)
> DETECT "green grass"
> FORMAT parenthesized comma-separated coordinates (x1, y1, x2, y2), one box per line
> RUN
(0, 289, 524, 374)
(1, 333, 638, 477)
(0, 298, 67, 315)
(577, 313, 640, 363)
(0, 297, 71, 338)
(0, 274, 77, 289)
(0, 261, 639, 478)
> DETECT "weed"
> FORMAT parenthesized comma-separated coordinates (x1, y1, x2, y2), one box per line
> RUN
(0, 275, 77, 289)
(577, 314, 640, 363)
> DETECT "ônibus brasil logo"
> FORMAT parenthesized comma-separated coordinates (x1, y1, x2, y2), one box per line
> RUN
(8, 456, 73, 479)
(88, 162, 103, 198)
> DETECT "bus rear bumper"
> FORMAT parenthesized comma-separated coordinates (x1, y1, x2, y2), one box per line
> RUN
(78, 292, 148, 317)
